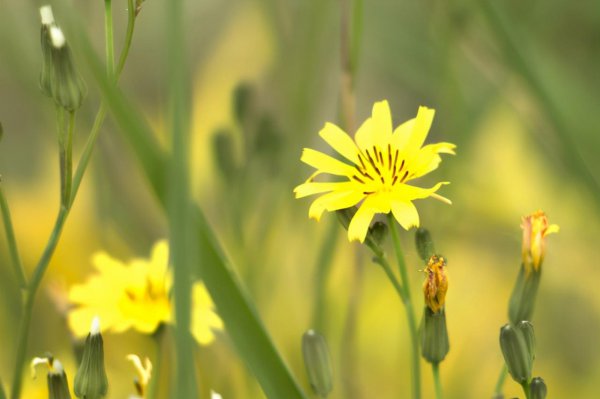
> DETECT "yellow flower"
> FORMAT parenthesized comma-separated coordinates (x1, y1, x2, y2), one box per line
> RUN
(294, 100, 455, 242)
(422, 255, 448, 313)
(68, 240, 224, 345)
(521, 210, 559, 274)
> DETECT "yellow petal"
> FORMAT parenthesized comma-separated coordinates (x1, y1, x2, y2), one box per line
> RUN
(347, 202, 377, 242)
(393, 182, 448, 201)
(318, 122, 360, 164)
(308, 190, 365, 221)
(410, 143, 455, 178)
(390, 201, 420, 230)
(404, 106, 435, 154)
(294, 181, 349, 199)
(371, 100, 393, 148)
(391, 117, 416, 150)
(300, 148, 356, 176)
(354, 117, 373, 150)
(545, 224, 560, 236)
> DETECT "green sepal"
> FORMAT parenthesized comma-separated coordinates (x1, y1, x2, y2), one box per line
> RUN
(508, 265, 542, 325)
(74, 333, 108, 399)
(48, 370, 72, 399)
(499, 323, 535, 384)
(302, 330, 333, 398)
(420, 306, 449, 364)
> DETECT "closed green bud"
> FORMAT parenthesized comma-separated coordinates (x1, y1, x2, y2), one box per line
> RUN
(212, 128, 238, 180)
(47, 360, 73, 399)
(508, 266, 541, 325)
(415, 228, 435, 261)
(38, 6, 86, 111)
(302, 330, 333, 398)
(74, 318, 108, 399)
(336, 207, 357, 231)
(367, 221, 387, 246)
(420, 306, 449, 364)
(499, 323, 534, 384)
(530, 377, 547, 399)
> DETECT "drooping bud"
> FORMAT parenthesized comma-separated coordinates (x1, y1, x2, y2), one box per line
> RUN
(420, 306, 449, 364)
(38, 5, 87, 111)
(521, 210, 559, 275)
(74, 317, 108, 399)
(415, 227, 435, 262)
(31, 355, 72, 399)
(422, 255, 448, 313)
(499, 323, 535, 384)
(126, 354, 152, 399)
(530, 377, 547, 399)
(302, 329, 333, 398)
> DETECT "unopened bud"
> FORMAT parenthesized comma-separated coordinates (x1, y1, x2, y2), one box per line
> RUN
(420, 306, 449, 364)
(521, 210, 559, 274)
(212, 128, 238, 180)
(74, 317, 108, 399)
(302, 330, 333, 398)
(31, 356, 72, 399)
(499, 323, 535, 384)
(422, 255, 448, 313)
(367, 221, 387, 246)
(508, 267, 541, 325)
(530, 377, 547, 399)
(415, 228, 435, 261)
(336, 207, 357, 231)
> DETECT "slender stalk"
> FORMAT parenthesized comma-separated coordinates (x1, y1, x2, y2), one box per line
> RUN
(63, 111, 75, 208)
(10, 207, 68, 399)
(432, 363, 443, 399)
(56, 105, 67, 206)
(493, 365, 508, 397)
(104, 0, 114, 78)
(311, 219, 339, 331)
(147, 326, 165, 399)
(387, 213, 421, 399)
(520, 381, 530, 399)
(0, 185, 27, 288)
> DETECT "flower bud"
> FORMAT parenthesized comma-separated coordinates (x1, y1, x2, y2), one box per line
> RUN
(38, 5, 87, 111)
(74, 317, 108, 399)
(499, 323, 535, 384)
(212, 128, 238, 180)
(530, 377, 547, 399)
(422, 255, 448, 313)
(302, 329, 333, 398)
(415, 227, 435, 261)
(367, 221, 388, 246)
(420, 306, 449, 364)
(508, 266, 541, 325)
(31, 356, 72, 399)
(336, 207, 357, 231)
(521, 210, 559, 274)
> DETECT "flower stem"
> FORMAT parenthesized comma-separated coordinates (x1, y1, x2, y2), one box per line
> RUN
(104, 0, 114, 78)
(432, 363, 443, 399)
(0, 185, 27, 288)
(493, 365, 508, 397)
(520, 381, 531, 399)
(387, 213, 421, 399)
(147, 326, 165, 399)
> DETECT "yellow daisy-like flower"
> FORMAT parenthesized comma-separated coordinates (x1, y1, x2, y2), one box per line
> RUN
(68, 240, 224, 346)
(294, 100, 455, 242)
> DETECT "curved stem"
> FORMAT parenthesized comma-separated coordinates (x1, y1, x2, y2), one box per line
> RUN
(493, 365, 508, 397)
(104, 0, 114, 78)
(432, 363, 443, 399)
(387, 213, 421, 399)
(0, 185, 27, 288)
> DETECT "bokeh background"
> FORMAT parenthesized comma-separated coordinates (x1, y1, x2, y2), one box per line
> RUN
(1, 0, 600, 398)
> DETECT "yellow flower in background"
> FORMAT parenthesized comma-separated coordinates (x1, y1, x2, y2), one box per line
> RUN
(422, 255, 448, 313)
(68, 240, 223, 345)
(521, 210, 559, 274)
(294, 100, 455, 242)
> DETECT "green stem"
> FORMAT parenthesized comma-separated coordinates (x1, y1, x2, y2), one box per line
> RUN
(0, 185, 27, 288)
(10, 207, 68, 399)
(520, 381, 531, 399)
(104, 0, 114, 78)
(432, 363, 443, 399)
(147, 326, 165, 399)
(493, 365, 508, 397)
(387, 213, 421, 399)
(63, 111, 75, 209)
(311, 220, 339, 331)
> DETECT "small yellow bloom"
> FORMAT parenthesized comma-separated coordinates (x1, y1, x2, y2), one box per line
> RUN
(521, 210, 559, 274)
(294, 100, 455, 242)
(422, 255, 448, 313)
(68, 240, 224, 346)
(126, 354, 152, 398)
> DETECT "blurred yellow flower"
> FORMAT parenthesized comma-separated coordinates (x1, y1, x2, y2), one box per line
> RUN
(68, 240, 223, 345)
(422, 255, 448, 313)
(521, 210, 559, 274)
(294, 100, 455, 242)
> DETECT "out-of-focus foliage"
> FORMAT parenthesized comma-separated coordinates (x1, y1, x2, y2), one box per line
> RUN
(1, 0, 599, 398)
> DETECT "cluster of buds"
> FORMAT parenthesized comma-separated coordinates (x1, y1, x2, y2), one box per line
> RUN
(39, 5, 86, 111)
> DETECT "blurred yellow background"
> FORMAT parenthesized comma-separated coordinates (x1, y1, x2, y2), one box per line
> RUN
(1, 0, 600, 398)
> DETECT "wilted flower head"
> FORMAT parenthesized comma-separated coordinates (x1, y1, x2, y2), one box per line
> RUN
(68, 240, 223, 346)
(521, 210, 559, 274)
(294, 100, 455, 242)
(422, 255, 448, 313)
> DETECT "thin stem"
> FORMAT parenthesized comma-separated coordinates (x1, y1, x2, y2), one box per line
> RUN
(387, 213, 421, 399)
(104, 0, 115, 78)
(56, 105, 67, 206)
(63, 111, 75, 209)
(520, 381, 531, 399)
(0, 185, 27, 288)
(10, 207, 68, 399)
(493, 365, 508, 397)
(311, 219, 339, 331)
(432, 363, 443, 399)
(147, 326, 165, 399)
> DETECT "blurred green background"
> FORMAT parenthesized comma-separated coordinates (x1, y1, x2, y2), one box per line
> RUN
(1, 0, 600, 397)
